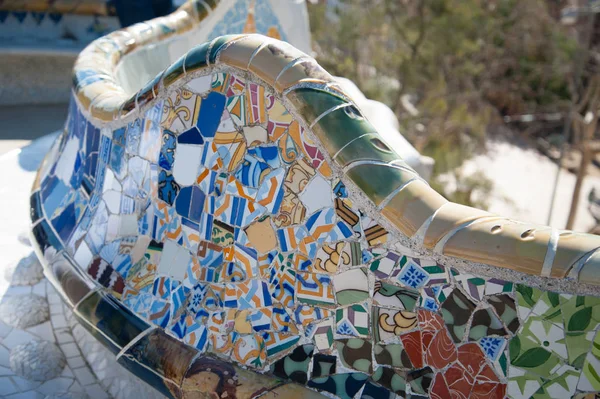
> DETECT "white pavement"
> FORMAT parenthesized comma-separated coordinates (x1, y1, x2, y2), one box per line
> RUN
(457, 138, 600, 233)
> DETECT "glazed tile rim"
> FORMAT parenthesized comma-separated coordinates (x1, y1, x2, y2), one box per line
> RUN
(51, 0, 600, 294)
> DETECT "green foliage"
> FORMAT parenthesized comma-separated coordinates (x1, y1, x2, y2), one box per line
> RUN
(307, 0, 582, 208)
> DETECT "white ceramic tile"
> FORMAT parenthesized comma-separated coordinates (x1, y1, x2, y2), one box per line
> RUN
(185, 75, 212, 95)
(299, 174, 333, 214)
(172, 144, 203, 186)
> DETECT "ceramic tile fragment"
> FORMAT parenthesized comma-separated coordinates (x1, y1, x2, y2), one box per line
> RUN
(440, 289, 476, 343)
(373, 280, 418, 310)
(312, 353, 337, 377)
(372, 306, 418, 342)
(371, 366, 407, 396)
(335, 303, 369, 337)
(333, 268, 368, 305)
(307, 372, 368, 399)
(244, 216, 277, 254)
(468, 308, 509, 340)
(271, 344, 314, 383)
(488, 294, 520, 334)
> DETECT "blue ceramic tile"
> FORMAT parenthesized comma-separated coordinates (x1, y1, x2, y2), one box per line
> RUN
(159, 130, 177, 170)
(85, 122, 101, 156)
(69, 153, 84, 188)
(158, 170, 180, 205)
(178, 126, 205, 145)
(397, 262, 430, 289)
(126, 119, 143, 154)
(113, 127, 126, 146)
(175, 186, 205, 223)
(235, 155, 270, 188)
(51, 202, 76, 242)
(247, 145, 281, 169)
(196, 91, 225, 139)
(99, 134, 112, 164)
(333, 180, 348, 198)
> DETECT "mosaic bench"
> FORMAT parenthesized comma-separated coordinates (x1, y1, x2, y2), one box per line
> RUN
(0, 0, 113, 16)
(28, 1, 600, 398)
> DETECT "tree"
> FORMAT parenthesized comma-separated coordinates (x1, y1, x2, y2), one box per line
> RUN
(307, 0, 582, 208)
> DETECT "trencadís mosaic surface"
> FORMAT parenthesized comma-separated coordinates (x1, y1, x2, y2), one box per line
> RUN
(28, 1, 600, 399)
(31, 66, 600, 399)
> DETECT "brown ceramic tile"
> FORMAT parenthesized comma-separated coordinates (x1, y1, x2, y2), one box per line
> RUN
(381, 180, 447, 238)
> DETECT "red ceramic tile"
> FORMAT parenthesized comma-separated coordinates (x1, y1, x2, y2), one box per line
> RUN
(400, 331, 423, 369)
(476, 364, 500, 384)
(444, 364, 474, 399)
(430, 373, 451, 399)
(422, 330, 435, 349)
(418, 309, 446, 331)
(470, 381, 506, 399)
(457, 343, 486, 377)
(425, 329, 457, 370)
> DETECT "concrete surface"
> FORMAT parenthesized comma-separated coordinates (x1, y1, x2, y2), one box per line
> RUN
(0, 50, 77, 106)
(0, 104, 68, 156)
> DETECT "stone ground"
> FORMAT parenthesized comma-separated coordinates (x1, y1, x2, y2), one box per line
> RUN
(0, 134, 164, 399)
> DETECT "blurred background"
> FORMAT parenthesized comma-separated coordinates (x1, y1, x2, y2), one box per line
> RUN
(1, 0, 600, 234)
(306, 0, 600, 233)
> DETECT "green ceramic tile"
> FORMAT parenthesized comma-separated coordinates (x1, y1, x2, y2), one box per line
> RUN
(374, 343, 413, 369)
(335, 338, 373, 373)
(347, 163, 418, 207)
(184, 42, 210, 73)
(509, 330, 563, 376)
(286, 88, 348, 131)
(162, 55, 185, 87)
(532, 364, 579, 399)
(515, 283, 542, 320)
(508, 369, 544, 399)
(579, 331, 600, 391)
(333, 133, 399, 168)
(488, 294, 520, 334)
(313, 105, 379, 158)
(468, 308, 508, 341)
(407, 367, 433, 395)
(519, 315, 567, 361)
(561, 294, 600, 333)
(565, 331, 593, 368)
(373, 281, 418, 311)
(531, 291, 563, 325)
(307, 373, 368, 399)
(371, 366, 406, 395)
(498, 352, 508, 377)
